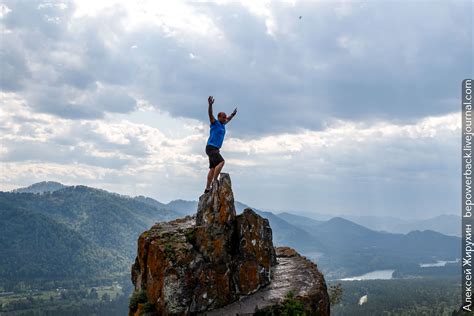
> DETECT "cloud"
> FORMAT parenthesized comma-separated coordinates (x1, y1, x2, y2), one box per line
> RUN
(0, 0, 470, 134)
(1, 0, 137, 119)
(138, 0, 469, 135)
(0, 92, 460, 217)
(0, 92, 203, 170)
(0, 1, 465, 218)
(223, 111, 460, 216)
(0, 43, 30, 91)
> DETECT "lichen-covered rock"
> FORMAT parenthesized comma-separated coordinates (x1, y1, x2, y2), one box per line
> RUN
(194, 174, 235, 265)
(196, 174, 236, 227)
(205, 247, 331, 316)
(234, 208, 277, 295)
(129, 174, 277, 315)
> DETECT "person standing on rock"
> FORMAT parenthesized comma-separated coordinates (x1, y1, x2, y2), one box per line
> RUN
(204, 96, 237, 194)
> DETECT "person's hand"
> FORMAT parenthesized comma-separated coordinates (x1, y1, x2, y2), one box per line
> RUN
(208, 96, 215, 106)
(232, 107, 237, 116)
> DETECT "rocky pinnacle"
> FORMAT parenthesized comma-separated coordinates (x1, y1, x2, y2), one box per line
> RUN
(129, 173, 330, 316)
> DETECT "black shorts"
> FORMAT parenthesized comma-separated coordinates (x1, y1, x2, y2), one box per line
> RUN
(206, 145, 224, 169)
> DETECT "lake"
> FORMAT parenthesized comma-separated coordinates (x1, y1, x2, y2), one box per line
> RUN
(339, 269, 395, 281)
(419, 258, 460, 267)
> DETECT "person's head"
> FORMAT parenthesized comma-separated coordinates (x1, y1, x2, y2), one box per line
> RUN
(217, 112, 227, 123)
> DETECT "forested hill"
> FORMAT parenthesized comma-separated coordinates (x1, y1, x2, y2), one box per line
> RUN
(0, 207, 127, 282)
(1, 182, 461, 283)
(0, 186, 180, 283)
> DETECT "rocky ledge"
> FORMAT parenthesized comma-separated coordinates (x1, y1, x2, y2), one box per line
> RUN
(129, 173, 330, 316)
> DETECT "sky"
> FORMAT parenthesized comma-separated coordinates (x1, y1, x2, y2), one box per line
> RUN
(0, 0, 472, 219)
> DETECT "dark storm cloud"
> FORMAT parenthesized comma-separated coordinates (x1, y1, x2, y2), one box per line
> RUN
(1, 0, 471, 133)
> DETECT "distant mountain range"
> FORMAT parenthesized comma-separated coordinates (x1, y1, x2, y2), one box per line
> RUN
(344, 214, 461, 237)
(1, 181, 461, 282)
(13, 182, 460, 236)
(275, 214, 460, 278)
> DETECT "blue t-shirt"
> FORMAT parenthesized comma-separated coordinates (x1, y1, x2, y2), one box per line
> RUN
(207, 120, 226, 148)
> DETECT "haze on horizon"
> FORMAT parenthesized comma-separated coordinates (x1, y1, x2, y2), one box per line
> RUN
(0, 0, 471, 219)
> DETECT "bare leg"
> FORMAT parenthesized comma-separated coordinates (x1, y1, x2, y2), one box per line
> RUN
(206, 168, 215, 190)
(213, 161, 225, 182)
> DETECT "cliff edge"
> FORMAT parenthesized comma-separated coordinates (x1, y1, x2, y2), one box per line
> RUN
(129, 173, 330, 316)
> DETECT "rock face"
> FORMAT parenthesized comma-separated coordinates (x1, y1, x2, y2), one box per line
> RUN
(129, 173, 330, 315)
(206, 247, 331, 315)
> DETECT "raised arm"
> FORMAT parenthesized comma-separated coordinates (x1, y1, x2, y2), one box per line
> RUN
(208, 96, 215, 124)
(225, 107, 238, 124)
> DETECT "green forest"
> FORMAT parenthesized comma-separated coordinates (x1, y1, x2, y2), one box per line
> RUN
(330, 277, 466, 316)
(2, 277, 467, 315)
(0, 186, 465, 315)
(0, 188, 178, 283)
(0, 276, 133, 315)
